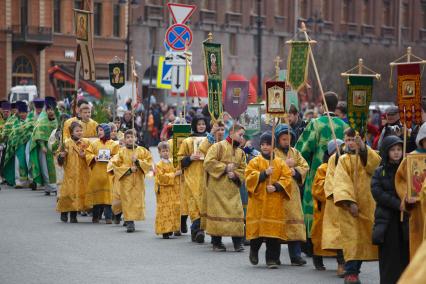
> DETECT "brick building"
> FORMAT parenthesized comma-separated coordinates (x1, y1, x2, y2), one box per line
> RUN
(0, 0, 127, 100)
(131, 0, 426, 101)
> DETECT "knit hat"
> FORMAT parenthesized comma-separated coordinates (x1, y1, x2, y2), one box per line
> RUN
(274, 124, 296, 142)
(416, 122, 426, 148)
(1, 101, 11, 110)
(259, 131, 272, 145)
(327, 139, 344, 155)
(97, 123, 111, 140)
(16, 101, 28, 113)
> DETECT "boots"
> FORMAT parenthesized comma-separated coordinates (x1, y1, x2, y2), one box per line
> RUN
(180, 215, 188, 233)
(60, 212, 68, 223)
(126, 221, 135, 233)
(70, 211, 78, 223)
(114, 213, 122, 225)
(313, 255, 326, 271)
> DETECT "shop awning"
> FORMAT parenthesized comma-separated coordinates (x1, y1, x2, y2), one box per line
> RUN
(48, 65, 104, 99)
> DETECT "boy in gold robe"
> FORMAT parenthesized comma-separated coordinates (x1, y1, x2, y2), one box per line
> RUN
(56, 121, 90, 223)
(63, 100, 98, 140)
(154, 141, 182, 238)
(333, 128, 381, 284)
(245, 132, 293, 268)
(311, 139, 345, 273)
(107, 129, 152, 233)
(177, 115, 208, 243)
(396, 122, 426, 258)
(85, 124, 120, 224)
(203, 123, 247, 251)
(274, 124, 308, 266)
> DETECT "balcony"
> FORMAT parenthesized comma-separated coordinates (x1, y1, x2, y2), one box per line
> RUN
(361, 24, 375, 37)
(12, 25, 53, 46)
(340, 22, 358, 36)
(144, 4, 163, 22)
(199, 9, 217, 25)
(225, 12, 242, 27)
(381, 26, 395, 39)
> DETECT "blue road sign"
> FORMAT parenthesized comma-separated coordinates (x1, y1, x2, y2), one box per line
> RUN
(165, 24, 193, 51)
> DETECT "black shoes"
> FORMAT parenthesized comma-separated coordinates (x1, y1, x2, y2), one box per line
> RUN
(174, 231, 181, 236)
(114, 214, 121, 225)
(249, 249, 259, 265)
(234, 242, 245, 252)
(70, 212, 78, 223)
(266, 261, 279, 269)
(212, 243, 226, 252)
(313, 255, 326, 271)
(291, 256, 307, 266)
(195, 230, 205, 243)
(126, 221, 135, 233)
(60, 212, 68, 223)
(162, 232, 172, 239)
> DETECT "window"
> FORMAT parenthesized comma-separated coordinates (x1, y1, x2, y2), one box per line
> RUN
(20, 0, 28, 28)
(299, 0, 308, 19)
(230, 0, 242, 13)
(54, 0, 61, 33)
(383, 0, 392, 26)
(74, 0, 82, 9)
(276, 0, 285, 17)
(12, 56, 35, 86)
(229, 33, 237, 56)
(94, 3, 102, 36)
(278, 36, 285, 58)
(402, 3, 409, 28)
(423, 4, 426, 28)
(113, 4, 120, 37)
(322, 0, 330, 20)
(362, 0, 370, 25)
(342, 0, 354, 23)
(202, 0, 216, 10)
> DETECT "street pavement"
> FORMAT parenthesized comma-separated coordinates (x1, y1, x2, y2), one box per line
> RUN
(0, 148, 380, 284)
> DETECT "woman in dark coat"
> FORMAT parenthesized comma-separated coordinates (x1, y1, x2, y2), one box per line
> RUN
(371, 135, 409, 284)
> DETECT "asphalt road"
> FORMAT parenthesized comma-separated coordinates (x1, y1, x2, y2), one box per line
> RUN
(0, 148, 380, 284)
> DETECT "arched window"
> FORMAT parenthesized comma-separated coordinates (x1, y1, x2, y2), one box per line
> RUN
(12, 55, 35, 86)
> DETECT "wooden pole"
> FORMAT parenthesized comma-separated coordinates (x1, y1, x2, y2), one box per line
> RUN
(130, 56, 136, 150)
(300, 22, 340, 157)
(73, 60, 81, 117)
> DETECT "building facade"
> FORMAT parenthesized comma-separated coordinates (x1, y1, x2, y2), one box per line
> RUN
(131, 0, 426, 101)
(0, 0, 128, 100)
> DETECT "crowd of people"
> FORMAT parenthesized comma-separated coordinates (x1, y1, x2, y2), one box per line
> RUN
(1, 92, 426, 284)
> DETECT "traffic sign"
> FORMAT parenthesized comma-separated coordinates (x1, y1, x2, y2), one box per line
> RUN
(172, 65, 186, 94)
(165, 24, 193, 51)
(157, 55, 190, 90)
(167, 3, 196, 24)
(164, 51, 192, 66)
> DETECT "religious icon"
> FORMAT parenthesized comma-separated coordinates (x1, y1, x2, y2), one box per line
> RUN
(97, 149, 111, 162)
(109, 62, 125, 89)
(402, 80, 415, 98)
(352, 90, 367, 107)
(112, 67, 124, 84)
(232, 87, 241, 104)
(239, 104, 262, 134)
(75, 13, 88, 41)
(209, 53, 217, 75)
(193, 137, 205, 159)
(406, 154, 426, 200)
(266, 82, 286, 114)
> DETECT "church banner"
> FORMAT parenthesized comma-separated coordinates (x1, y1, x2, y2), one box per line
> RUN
(109, 63, 125, 89)
(172, 124, 191, 168)
(74, 9, 96, 81)
(286, 41, 310, 92)
(347, 76, 373, 134)
(224, 80, 249, 119)
(397, 63, 422, 129)
(203, 42, 223, 121)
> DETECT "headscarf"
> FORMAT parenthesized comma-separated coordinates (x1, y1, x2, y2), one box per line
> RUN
(191, 114, 208, 137)
(97, 123, 111, 142)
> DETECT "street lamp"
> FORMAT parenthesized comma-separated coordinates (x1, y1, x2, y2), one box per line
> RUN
(119, 0, 140, 80)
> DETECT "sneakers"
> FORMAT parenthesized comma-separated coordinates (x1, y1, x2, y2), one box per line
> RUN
(195, 230, 205, 243)
(337, 264, 346, 278)
(212, 243, 227, 252)
(126, 221, 135, 233)
(60, 212, 68, 223)
(249, 249, 259, 265)
(266, 261, 279, 269)
(290, 256, 307, 266)
(344, 274, 361, 284)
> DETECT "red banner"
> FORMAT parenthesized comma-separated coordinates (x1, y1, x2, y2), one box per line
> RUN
(397, 64, 421, 128)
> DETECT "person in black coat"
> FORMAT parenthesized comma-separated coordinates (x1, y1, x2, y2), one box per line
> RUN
(371, 135, 409, 284)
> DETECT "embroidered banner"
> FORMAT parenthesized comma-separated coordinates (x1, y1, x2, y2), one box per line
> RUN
(203, 42, 223, 121)
(397, 64, 422, 129)
(172, 124, 191, 168)
(74, 9, 96, 81)
(109, 63, 125, 89)
(347, 76, 373, 134)
(224, 80, 249, 119)
(286, 42, 310, 92)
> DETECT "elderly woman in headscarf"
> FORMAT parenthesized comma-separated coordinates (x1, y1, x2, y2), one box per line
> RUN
(85, 123, 120, 224)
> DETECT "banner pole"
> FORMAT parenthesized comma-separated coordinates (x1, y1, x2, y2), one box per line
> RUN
(300, 22, 340, 157)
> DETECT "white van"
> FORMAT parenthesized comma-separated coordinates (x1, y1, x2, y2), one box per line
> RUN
(9, 85, 38, 103)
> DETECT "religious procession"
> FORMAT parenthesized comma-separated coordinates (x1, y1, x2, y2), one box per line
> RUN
(1, 1, 426, 284)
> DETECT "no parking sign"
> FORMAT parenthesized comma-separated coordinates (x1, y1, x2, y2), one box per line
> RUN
(165, 24, 193, 51)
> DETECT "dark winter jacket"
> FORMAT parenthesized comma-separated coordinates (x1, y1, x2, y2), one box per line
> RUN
(371, 135, 409, 245)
